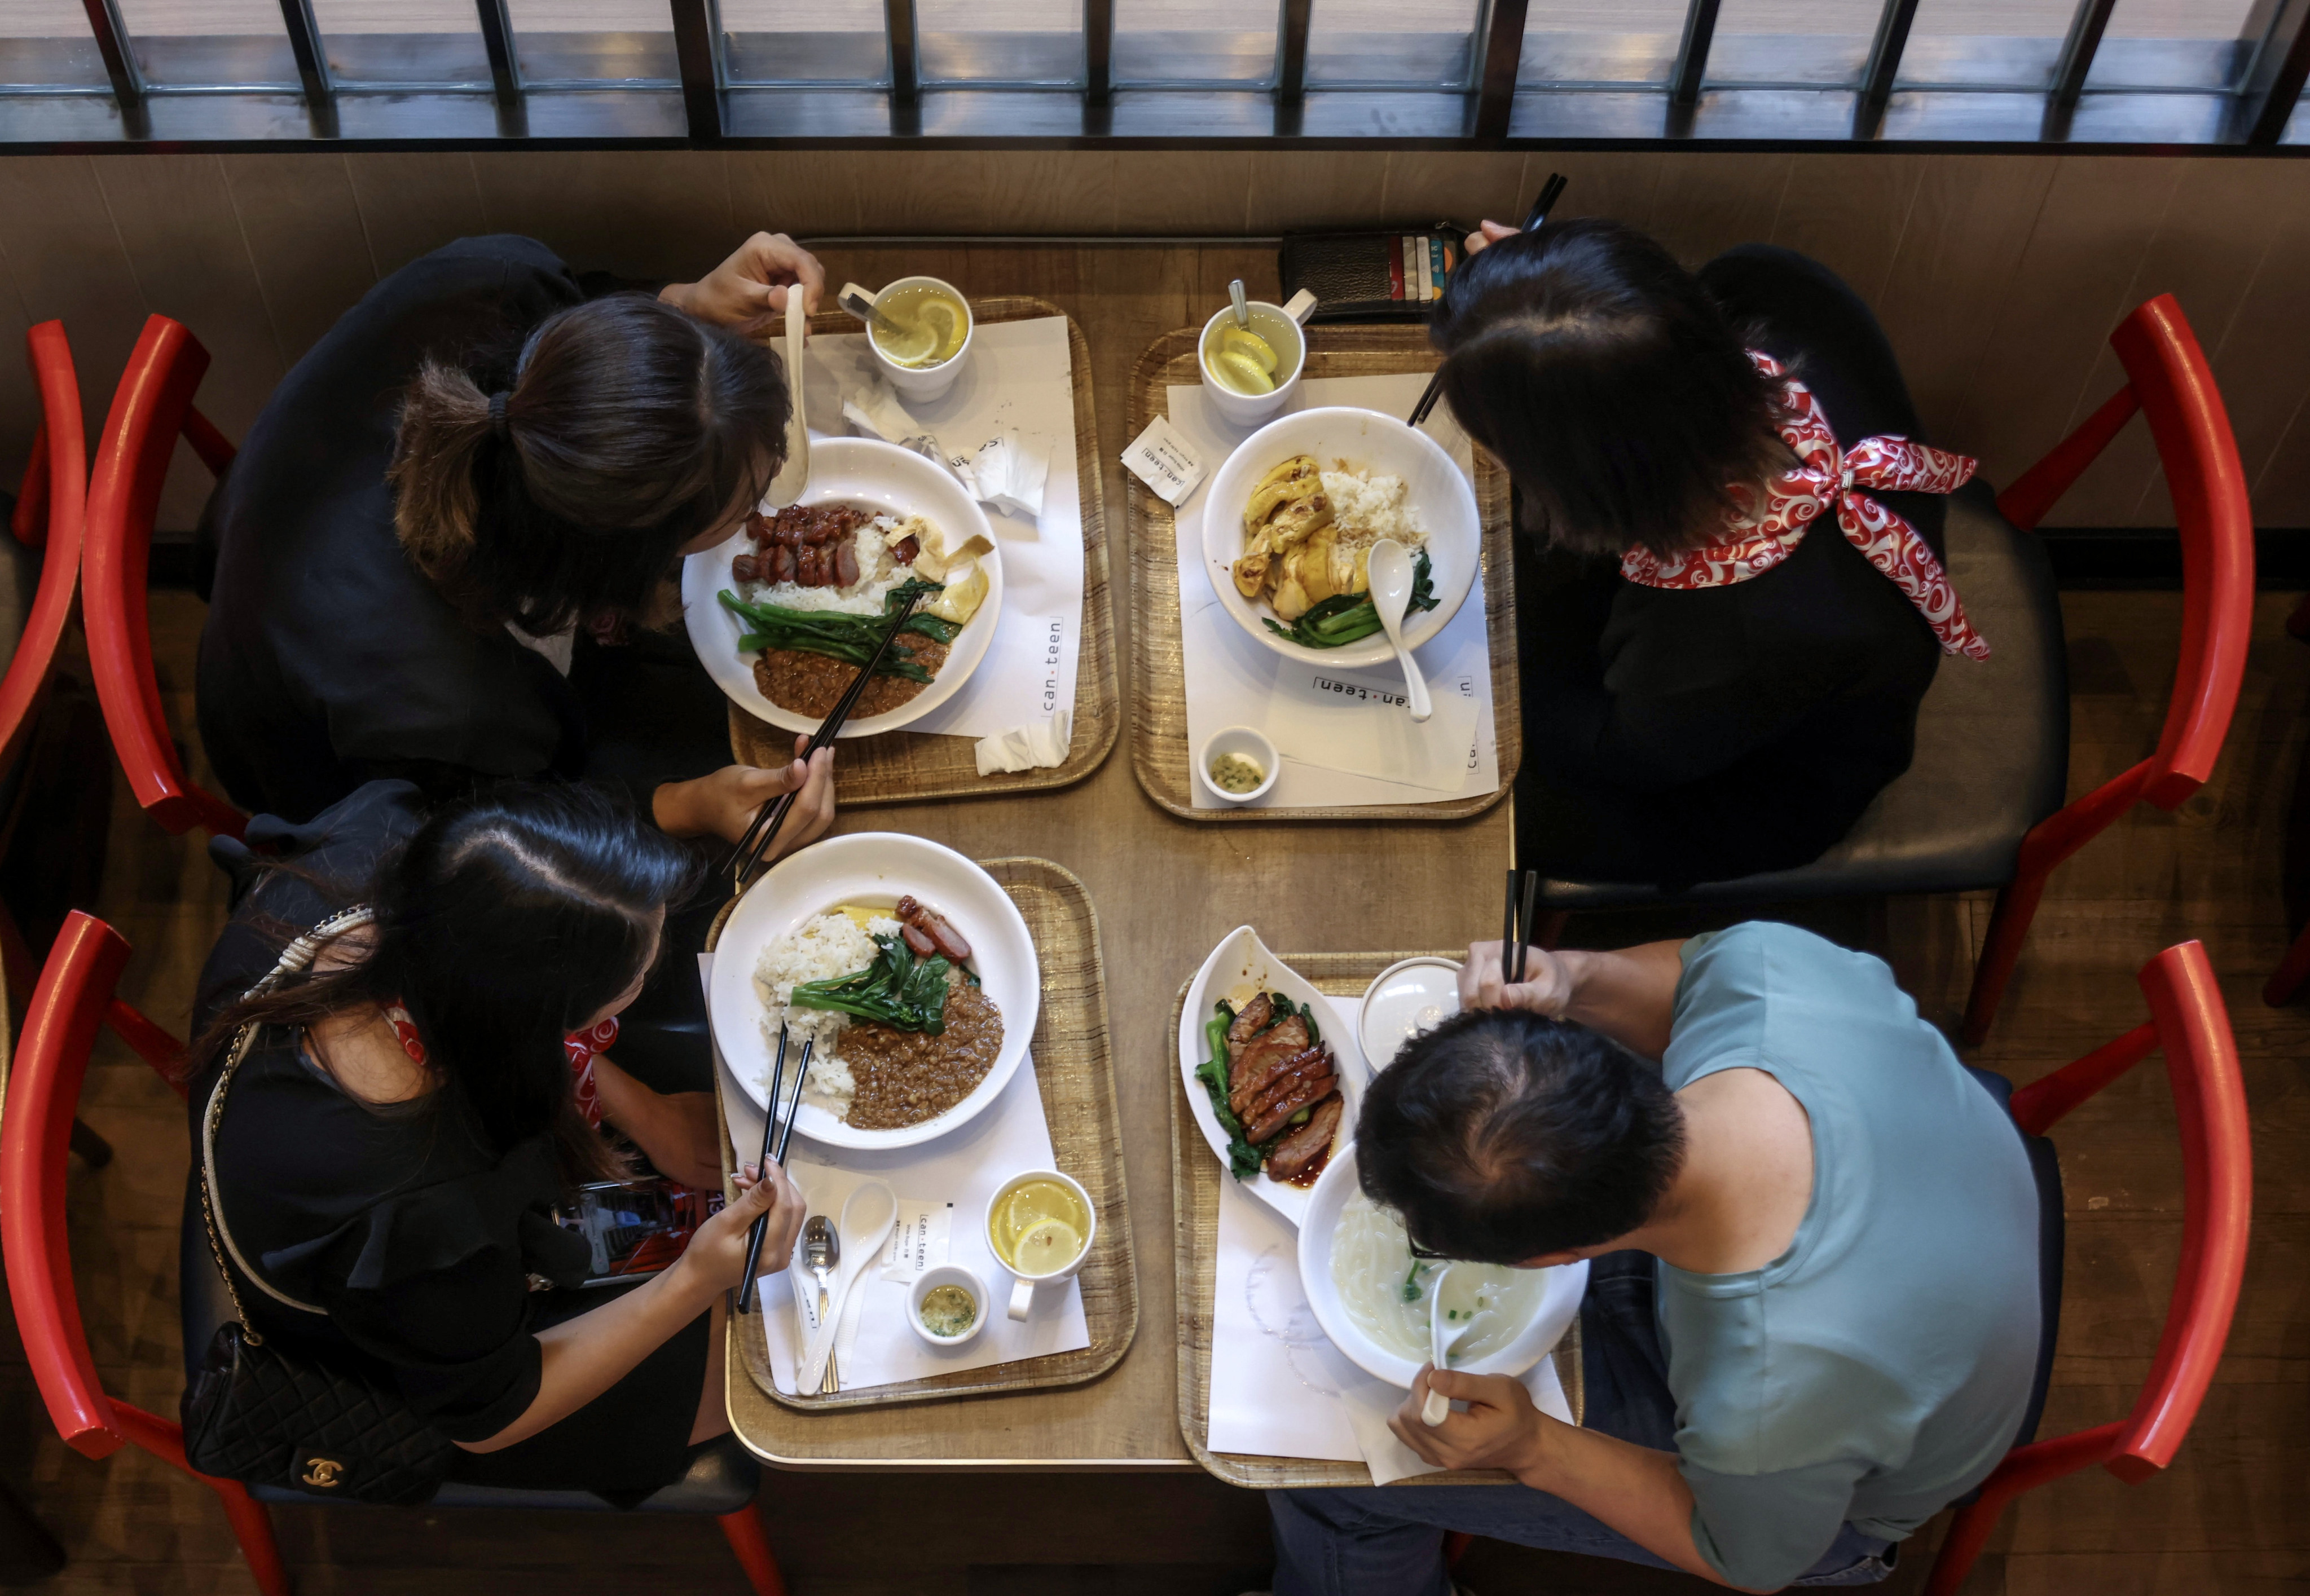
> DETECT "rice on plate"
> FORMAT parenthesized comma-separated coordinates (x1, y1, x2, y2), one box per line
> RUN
(755, 909, 887, 1108)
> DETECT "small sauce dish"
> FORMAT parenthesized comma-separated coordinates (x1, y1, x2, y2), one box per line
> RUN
(907, 1263, 989, 1350)
(1197, 726, 1281, 806)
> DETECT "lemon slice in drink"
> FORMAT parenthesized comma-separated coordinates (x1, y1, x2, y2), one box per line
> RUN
(1219, 325, 1278, 374)
(917, 300, 962, 363)
(877, 313, 939, 367)
(1009, 1217, 1084, 1276)
(1215, 351, 1275, 395)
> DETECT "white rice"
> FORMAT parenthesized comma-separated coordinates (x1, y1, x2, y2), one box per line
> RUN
(751, 909, 903, 1110)
(743, 513, 925, 617)
(1321, 470, 1428, 552)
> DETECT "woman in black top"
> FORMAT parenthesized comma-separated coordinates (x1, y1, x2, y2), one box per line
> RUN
(1433, 221, 1984, 888)
(188, 779, 806, 1496)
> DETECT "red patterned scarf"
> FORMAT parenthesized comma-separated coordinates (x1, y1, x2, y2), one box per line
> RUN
(384, 1004, 621, 1131)
(1618, 352, 1987, 660)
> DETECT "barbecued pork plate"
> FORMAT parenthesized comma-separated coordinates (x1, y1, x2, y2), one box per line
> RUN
(1177, 925, 1371, 1227)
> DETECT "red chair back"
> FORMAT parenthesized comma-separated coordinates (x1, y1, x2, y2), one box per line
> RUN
(83, 314, 245, 840)
(1928, 940, 2251, 1593)
(0, 323, 89, 779)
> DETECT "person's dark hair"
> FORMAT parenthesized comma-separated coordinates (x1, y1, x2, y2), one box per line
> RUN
(390, 293, 789, 637)
(1356, 1007, 1686, 1265)
(186, 782, 704, 1186)
(1430, 218, 1792, 559)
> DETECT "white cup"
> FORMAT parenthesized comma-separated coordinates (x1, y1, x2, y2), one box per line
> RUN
(907, 1263, 989, 1351)
(1196, 725, 1281, 806)
(987, 1169, 1096, 1321)
(1199, 288, 1318, 428)
(855, 275, 974, 402)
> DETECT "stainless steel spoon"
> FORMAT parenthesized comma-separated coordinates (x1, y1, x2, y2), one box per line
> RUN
(1229, 277, 1249, 328)
(803, 1214, 840, 1394)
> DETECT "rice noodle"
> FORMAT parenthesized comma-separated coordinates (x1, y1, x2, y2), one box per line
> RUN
(1329, 1189, 1547, 1365)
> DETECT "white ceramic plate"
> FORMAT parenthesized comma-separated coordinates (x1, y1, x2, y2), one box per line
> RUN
(1357, 956, 1463, 1074)
(1201, 407, 1481, 671)
(1177, 924, 1369, 1227)
(708, 832, 1040, 1150)
(1297, 1142, 1588, 1390)
(681, 437, 1005, 738)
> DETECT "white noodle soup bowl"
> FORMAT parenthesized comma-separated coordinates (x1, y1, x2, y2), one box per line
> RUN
(1297, 1141, 1587, 1390)
(1203, 407, 1481, 670)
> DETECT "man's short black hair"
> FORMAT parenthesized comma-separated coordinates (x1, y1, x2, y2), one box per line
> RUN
(1356, 1008, 1687, 1265)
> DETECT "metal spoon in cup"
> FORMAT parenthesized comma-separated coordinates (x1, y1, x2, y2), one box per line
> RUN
(1423, 1264, 1476, 1426)
(1367, 538, 1433, 723)
(1229, 277, 1250, 328)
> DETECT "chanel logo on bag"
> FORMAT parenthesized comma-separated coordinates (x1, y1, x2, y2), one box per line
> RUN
(299, 1456, 346, 1489)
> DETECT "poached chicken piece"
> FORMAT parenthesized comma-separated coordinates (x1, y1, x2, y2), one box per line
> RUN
(1222, 991, 1343, 1187)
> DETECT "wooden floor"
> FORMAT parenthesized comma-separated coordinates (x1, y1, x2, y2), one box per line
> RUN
(1, 242, 2304, 1593)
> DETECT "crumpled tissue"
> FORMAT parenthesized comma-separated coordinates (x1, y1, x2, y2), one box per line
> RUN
(974, 710, 1073, 775)
(842, 379, 1050, 522)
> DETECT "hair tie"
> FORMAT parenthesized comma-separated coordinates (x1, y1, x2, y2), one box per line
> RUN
(487, 390, 511, 441)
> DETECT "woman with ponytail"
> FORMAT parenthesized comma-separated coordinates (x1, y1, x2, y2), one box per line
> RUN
(186, 778, 807, 1494)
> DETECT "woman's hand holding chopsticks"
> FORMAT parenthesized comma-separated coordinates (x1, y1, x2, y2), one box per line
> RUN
(692, 1159, 809, 1293)
(653, 735, 838, 850)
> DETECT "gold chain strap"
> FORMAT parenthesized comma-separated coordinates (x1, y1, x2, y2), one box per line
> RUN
(197, 906, 377, 1345)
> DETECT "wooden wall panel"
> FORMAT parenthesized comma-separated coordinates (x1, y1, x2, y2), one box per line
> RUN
(5, 148, 2310, 532)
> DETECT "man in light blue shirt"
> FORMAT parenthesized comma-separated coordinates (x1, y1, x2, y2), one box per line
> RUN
(1261, 922, 2041, 1594)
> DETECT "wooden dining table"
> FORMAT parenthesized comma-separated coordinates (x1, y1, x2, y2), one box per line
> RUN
(718, 241, 1514, 1472)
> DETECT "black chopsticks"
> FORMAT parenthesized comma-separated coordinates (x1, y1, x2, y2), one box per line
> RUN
(1502, 868, 1540, 985)
(724, 585, 928, 891)
(735, 1028, 812, 1313)
(1407, 171, 1571, 431)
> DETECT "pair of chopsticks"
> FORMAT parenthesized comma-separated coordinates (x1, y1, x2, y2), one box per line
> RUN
(1502, 868, 1540, 986)
(1407, 171, 1572, 431)
(723, 585, 928, 891)
(734, 1025, 812, 1313)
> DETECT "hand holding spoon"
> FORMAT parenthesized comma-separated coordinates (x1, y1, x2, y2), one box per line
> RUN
(1423, 1264, 1474, 1426)
(1367, 538, 1433, 724)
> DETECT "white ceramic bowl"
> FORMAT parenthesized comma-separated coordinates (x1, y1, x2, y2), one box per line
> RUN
(868, 275, 974, 400)
(1358, 956, 1463, 1073)
(1297, 1142, 1588, 1390)
(681, 437, 1004, 739)
(1196, 725, 1281, 806)
(707, 832, 1040, 1150)
(1202, 407, 1480, 670)
(1176, 925, 1369, 1227)
(1198, 301, 1308, 427)
(908, 1264, 989, 1350)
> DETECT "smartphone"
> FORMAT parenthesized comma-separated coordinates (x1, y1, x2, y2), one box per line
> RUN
(553, 1178, 725, 1285)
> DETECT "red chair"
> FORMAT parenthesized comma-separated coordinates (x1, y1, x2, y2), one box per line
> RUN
(1925, 938, 2251, 1590)
(82, 314, 245, 840)
(1961, 296, 2254, 1043)
(0, 912, 789, 1596)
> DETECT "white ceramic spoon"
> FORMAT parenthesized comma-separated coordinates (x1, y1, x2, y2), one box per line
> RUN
(762, 288, 809, 509)
(1367, 537, 1433, 724)
(797, 1180, 896, 1393)
(1422, 1264, 1476, 1426)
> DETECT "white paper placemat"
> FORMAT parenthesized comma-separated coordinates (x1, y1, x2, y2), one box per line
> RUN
(1166, 371, 1501, 809)
(1202, 993, 1579, 1483)
(705, 955, 1092, 1394)
(797, 315, 1085, 742)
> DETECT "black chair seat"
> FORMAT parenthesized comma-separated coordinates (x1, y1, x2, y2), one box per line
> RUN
(1535, 483, 2070, 912)
(180, 1174, 758, 1516)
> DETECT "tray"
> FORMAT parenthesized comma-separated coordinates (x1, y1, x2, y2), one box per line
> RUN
(1125, 327, 1521, 823)
(1171, 951, 1584, 1489)
(727, 297, 1119, 804)
(714, 856, 1137, 1413)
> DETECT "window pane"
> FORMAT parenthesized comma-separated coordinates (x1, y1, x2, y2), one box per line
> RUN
(917, 0, 1082, 84)
(506, 0, 677, 84)
(1115, 0, 1273, 86)
(0, 0, 108, 88)
(1517, 0, 1687, 86)
(1897, 0, 2073, 89)
(1308, 0, 1480, 88)
(113, 0, 297, 88)
(1705, 0, 1882, 86)
(2088, 0, 2261, 91)
(721, 0, 887, 83)
(313, 0, 489, 86)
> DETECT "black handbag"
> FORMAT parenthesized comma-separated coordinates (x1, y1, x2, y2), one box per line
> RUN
(180, 908, 459, 1506)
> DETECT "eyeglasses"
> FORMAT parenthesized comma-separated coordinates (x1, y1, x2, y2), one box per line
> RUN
(1406, 1234, 1450, 1261)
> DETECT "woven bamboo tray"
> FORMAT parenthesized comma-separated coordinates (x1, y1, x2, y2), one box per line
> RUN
(1171, 952, 1584, 1488)
(727, 297, 1119, 804)
(1125, 327, 1520, 823)
(711, 856, 1136, 1413)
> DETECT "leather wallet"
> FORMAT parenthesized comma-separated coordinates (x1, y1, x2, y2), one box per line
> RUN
(1281, 223, 1471, 323)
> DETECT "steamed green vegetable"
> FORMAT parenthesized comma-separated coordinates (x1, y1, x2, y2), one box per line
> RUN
(1197, 1001, 1264, 1180)
(787, 933, 952, 1034)
(718, 579, 956, 680)
(1261, 548, 1438, 650)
